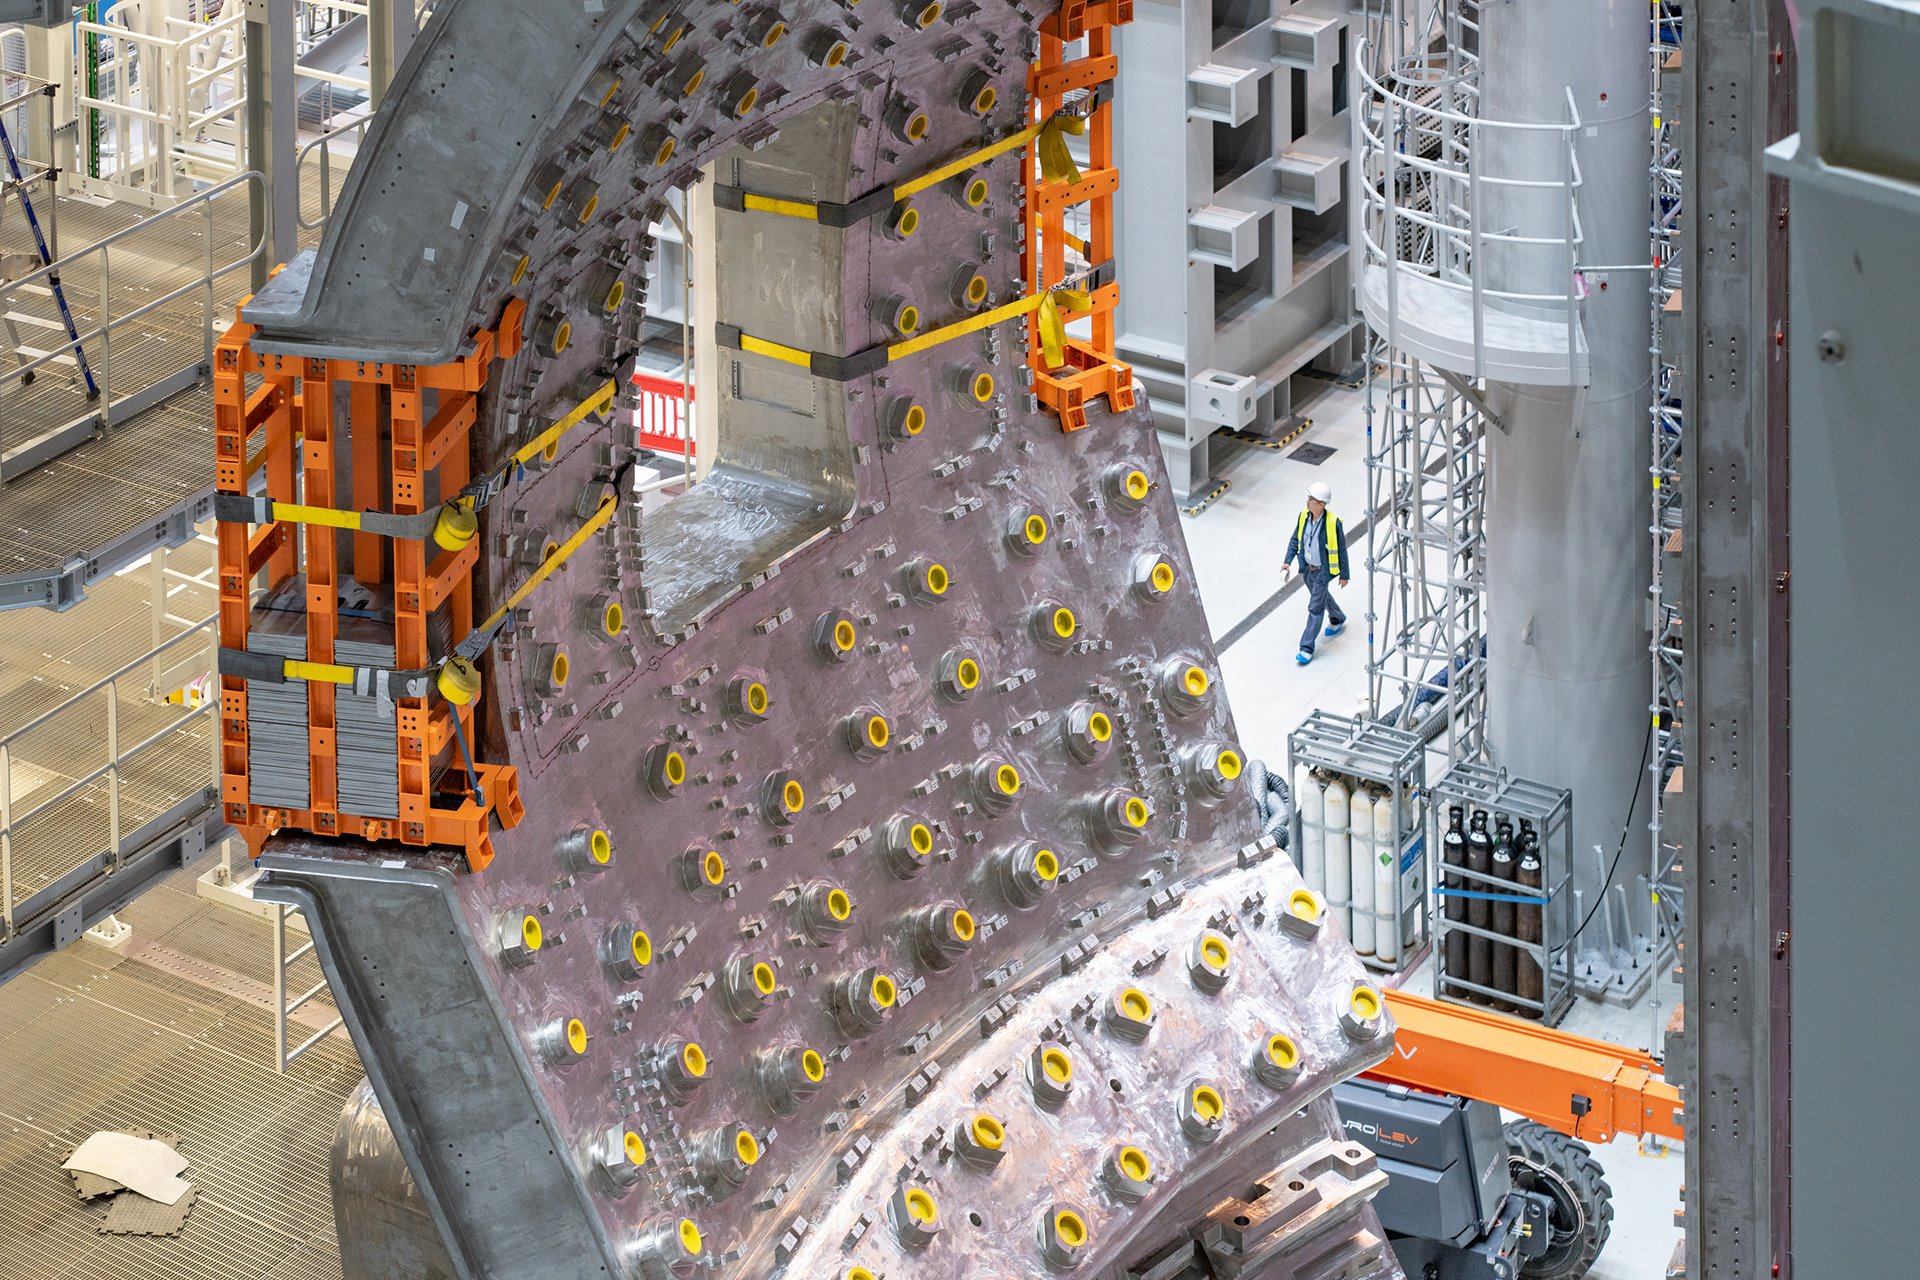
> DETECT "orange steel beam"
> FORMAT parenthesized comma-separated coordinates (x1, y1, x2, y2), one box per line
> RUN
(1367, 991, 1685, 1145)
(1022, 14, 1135, 434)
(350, 382, 385, 586)
(304, 360, 340, 831)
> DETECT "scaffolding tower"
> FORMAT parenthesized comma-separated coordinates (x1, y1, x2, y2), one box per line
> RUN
(1364, 343, 1487, 766)
(1649, 2, 1685, 991)
(1357, 0, 1488, 770)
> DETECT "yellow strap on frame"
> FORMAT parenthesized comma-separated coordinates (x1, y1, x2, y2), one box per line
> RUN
(731, 286, 1097, 375)
(738, 333, 815, 369)
(511, 377, 620, 468)
(284, 659, 357, 685)
(475, 493, 621, 639)
(238, 380, 620, 537)
(1033, 288, 1093, 370)
(738, 113, 1087, 225)
(741, 193, 821, 220)
(269, 495, 621, 689)
(269, 502, 362, 531)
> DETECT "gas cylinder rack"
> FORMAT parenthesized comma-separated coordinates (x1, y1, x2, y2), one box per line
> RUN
(1430, 762, 1575, 1025)
(1286, 710, 1428, 977)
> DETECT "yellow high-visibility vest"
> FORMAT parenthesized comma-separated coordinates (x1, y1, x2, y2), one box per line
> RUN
(1295, 509, 1343, 577)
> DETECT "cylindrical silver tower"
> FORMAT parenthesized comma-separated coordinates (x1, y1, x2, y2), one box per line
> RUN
(1479, 0, 1652, 944)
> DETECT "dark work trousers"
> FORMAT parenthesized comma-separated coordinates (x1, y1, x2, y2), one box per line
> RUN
(1299, 566, 1346, 654)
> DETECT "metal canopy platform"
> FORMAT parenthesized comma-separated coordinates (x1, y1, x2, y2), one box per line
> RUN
(0, 556, 222, 978)
(0, 385, 219, 611)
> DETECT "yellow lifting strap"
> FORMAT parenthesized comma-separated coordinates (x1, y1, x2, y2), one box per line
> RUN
(731, 286, 1095, 375)
(262, 493, 620, 692)
(511, 377, 619, 468)
(738, 113, 1086, 225)
(218, 378, 620, 541)
(1033, 288, 1094, 370)
(284, 658, 356, 684)
(475, 492, 619, 639)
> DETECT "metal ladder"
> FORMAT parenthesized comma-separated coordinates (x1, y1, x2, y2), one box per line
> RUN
(0, 113, 100, 398)
(272, 902, 344, 1073)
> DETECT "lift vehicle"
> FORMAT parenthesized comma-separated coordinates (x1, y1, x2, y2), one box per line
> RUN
(1333, 990, 1684, 1280)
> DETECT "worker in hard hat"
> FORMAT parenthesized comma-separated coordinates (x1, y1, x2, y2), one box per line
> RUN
(1280, 481, 1348, 666)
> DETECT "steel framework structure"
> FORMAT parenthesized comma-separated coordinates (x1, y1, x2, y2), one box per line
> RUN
(1363, 342, 1486, 765)
(1647, 7, 1684, 988)
(1358, 0, 1488, 769)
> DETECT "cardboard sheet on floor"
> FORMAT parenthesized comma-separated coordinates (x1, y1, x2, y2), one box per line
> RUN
(66, 1128, 178, 1200)
(61, 1131, 192, 1205)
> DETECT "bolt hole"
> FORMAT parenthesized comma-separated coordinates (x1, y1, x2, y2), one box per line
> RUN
(1109, 1078, 1123, 1093)
(1288, 1179, 1307, 1191)
(1233, 1214, 1252, 1227)
(968, 1212, 983, 1227)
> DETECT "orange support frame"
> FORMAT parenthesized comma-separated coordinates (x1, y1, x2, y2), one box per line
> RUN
(214, 304, 524, 872)
(1025, 1, 1138, 433)
(1369, 991, 1685, 1145)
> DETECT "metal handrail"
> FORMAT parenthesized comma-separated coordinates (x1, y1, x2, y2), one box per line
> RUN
(0, 616, 218, 934)
(1360, 41, 1584, 132)
(1355, 37, 1589, 376)
(0, 618, 216, 748)
(295, 114, 371, 231)
(0, 170, 265, 455)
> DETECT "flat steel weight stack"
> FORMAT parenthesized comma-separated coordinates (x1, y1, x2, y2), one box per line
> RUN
(235, 0, 1403, 1276)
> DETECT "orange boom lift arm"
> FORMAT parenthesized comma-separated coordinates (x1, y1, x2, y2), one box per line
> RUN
(1370, 991, 1685, 1145)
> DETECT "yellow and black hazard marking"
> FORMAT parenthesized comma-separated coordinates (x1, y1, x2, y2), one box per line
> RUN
(1218, 416, 1312, 451)
(1181, 477, 1232, 517)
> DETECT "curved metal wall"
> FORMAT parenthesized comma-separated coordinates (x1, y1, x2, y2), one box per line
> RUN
(242, 1, 1403, 1276)
(1478, 0, 1653, 943)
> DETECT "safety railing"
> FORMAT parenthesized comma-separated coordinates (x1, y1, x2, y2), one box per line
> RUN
(272, 901, 343, 1071)
(296, 112, 371, 232)
(632, 370, 693, 458)
(1, 26, 29, 143)
(1354, 37, 1587, 379)
(0, 170, 266, 477)
(292, 1, 375, 133)
(0, 618, 219, 938)
(69, 2, 249, 205)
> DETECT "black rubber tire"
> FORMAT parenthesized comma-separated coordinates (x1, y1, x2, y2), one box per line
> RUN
(1503, 1119, 1614, 1280)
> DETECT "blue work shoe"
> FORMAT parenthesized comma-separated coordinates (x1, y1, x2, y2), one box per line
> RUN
(1324, 622, 1346, 638)
(1295, 650, 1314, 666)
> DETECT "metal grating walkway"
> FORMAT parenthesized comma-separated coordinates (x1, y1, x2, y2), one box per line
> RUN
(0, 166, 345, 611)
(0, 385, 221, 609)
(0, 863, 358, 1280)
(1, 566, 218, 916)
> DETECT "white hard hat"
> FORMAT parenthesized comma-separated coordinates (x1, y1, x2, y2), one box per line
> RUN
(1306, 481, 1332, 503)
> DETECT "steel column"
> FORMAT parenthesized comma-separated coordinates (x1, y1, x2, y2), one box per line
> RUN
(1477, 0, 1654, 953)
(245, 0, 297, 287)
(367, 0, 416, 111)
(1679, 0, 1794, 1273)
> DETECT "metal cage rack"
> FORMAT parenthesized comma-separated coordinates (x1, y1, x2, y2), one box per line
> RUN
(1287, 710, 1428, 976)
(1430, 761, 1574, 1025)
